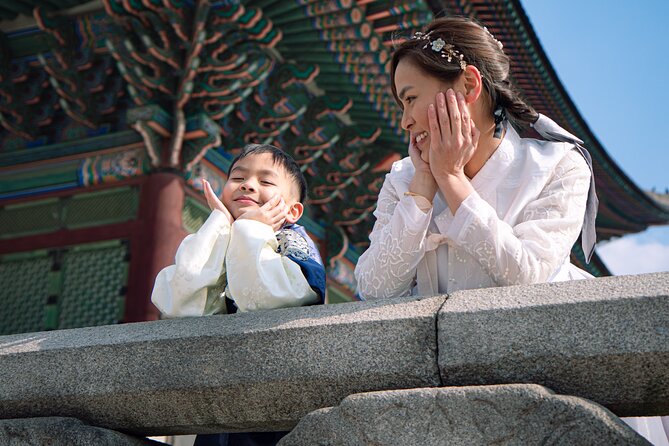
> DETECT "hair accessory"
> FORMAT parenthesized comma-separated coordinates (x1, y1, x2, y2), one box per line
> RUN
(531, 113, 599, 263)
(412, 32, 467, 70)
(493, 105, 506, 139)
(483, 26, 504, 50)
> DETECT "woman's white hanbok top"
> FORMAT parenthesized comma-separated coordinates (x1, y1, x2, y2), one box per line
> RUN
(355, 122, 593, 299)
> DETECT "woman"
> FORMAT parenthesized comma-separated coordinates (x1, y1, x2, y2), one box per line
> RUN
(354, 16, 598, 299)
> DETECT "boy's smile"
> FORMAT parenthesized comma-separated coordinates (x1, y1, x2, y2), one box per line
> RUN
(234, 196, 259, 205)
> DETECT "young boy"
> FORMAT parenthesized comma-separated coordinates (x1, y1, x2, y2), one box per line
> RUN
(151, 144, 326, 446)
(152, 143, 325, 318)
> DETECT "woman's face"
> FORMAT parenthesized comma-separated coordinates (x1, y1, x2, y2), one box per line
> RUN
(394, 58, 453, 162)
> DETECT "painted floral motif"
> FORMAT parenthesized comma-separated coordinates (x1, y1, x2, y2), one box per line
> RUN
(80, 148, 147, 185)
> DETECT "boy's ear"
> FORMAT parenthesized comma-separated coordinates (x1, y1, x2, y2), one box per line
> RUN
(285, 201, 304, 224)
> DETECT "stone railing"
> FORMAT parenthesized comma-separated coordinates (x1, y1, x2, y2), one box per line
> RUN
(1, 273, 668, 445)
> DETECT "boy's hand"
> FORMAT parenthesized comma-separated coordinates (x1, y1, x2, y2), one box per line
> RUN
(203, 179, 233, 224)
(237, 195, 288, 231)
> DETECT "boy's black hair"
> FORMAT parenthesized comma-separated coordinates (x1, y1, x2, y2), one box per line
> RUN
(228, 144, 308, 203)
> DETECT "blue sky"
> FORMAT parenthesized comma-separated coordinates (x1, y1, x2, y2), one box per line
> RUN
(520, 0, 669, 275)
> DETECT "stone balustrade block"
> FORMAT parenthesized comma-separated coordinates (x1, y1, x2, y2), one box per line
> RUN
(0, 295, 444, 435)
(438, 273, 669, 416)
(0, 417, 162, 445)
(279, 385, 651, 445)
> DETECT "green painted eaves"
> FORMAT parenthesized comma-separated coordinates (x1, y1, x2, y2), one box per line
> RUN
(0, 130, 142, 168)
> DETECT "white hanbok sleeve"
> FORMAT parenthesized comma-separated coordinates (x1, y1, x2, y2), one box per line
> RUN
(436, 149, 590, 286)
(354, 173, 433, 299)
(151, 209, 230, 317)
(226, 219, 318, 312)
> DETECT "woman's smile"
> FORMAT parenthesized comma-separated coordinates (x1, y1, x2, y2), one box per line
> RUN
(415, 131, 429, 145)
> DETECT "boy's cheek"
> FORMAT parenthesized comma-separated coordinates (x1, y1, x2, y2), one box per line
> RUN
(220, 196, 233, 211)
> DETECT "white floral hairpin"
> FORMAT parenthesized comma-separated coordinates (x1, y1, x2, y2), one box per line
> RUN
(412, 32, 467, 70)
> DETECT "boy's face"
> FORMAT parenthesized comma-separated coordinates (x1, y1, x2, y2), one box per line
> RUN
(221, 152, 301, 221)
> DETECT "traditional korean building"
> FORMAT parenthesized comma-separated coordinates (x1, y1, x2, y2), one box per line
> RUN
(1, 0, 668, 335)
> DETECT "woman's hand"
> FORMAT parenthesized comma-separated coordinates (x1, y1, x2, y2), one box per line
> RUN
(427, 89, 480, 214)
(427, 89, 480, 180)
(408, 142, 438, 202)
(203, 179, 234, 225)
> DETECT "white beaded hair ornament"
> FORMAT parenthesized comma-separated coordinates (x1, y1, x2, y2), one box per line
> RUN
(411, 31, 467, 70)
(483, 26, 504, 50)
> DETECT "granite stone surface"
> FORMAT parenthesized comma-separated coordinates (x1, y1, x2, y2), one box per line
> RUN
(279, 385, 651, 446)
(438, 272, 669, 416)
(0, 417, 163, 445)
(0, 295, 444, 436)
(1, 272, 667, 436)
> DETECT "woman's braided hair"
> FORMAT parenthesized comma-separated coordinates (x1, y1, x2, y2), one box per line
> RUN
(390, 16, 538, 128)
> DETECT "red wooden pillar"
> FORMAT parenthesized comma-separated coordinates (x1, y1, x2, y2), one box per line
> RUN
(124, 172, 188, 322)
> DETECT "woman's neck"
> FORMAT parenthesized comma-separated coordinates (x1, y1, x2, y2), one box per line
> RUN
(464, 114, 504, 179)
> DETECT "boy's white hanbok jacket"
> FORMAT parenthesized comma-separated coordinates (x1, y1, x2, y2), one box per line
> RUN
(152, 211, 322, 316)
(355, 119, 593, 299)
